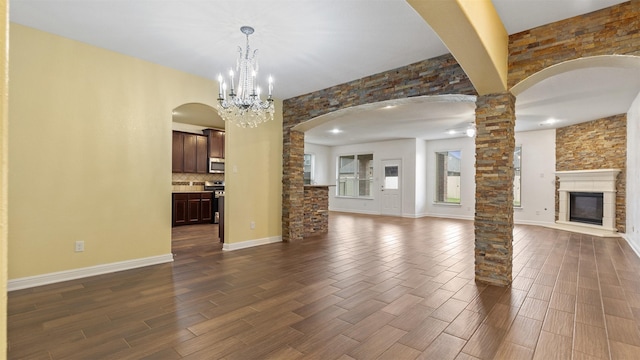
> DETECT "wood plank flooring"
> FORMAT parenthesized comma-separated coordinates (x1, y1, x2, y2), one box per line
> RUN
(8, 212, 640, 359)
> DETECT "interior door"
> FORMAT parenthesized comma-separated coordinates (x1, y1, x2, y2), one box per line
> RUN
(380, 159, 401, 216)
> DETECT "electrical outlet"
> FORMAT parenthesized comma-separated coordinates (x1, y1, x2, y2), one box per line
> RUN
(75, 240, 85, 252)
(250, 221, 255, 230)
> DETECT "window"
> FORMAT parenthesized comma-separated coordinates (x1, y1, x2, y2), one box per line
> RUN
(435, 150, 461, 204)
(384, 165, 399, 190)
(337, 153, 373, 197)
(514, 146, 522, 207)
(303, 153, 314, 185)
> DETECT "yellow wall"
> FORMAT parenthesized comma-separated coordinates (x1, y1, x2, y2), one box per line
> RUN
(8, 24, 217, 278)
(1, 0, 8, 354)
(224, 101, 283, 245)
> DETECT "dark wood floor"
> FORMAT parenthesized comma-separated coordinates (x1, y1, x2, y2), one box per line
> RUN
(8, 212, 640, 359)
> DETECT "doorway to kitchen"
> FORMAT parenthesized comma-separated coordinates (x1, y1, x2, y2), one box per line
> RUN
(380, 159, 402, 216)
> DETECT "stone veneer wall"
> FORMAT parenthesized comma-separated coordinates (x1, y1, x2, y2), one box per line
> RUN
(282, 130, 305, 242)
(282, 54, 476, 242)
(556, 115, 627, 232)
(474, 93, 516, 286)
(508, 1, 639, 88)
(303, 186, 329, 237)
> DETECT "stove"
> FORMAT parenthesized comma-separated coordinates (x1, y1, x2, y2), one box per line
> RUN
(204, 180, 225, 195)
(204, 181, 224, 224)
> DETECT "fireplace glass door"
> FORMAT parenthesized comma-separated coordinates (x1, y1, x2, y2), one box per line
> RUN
(569, 192, 604, 225)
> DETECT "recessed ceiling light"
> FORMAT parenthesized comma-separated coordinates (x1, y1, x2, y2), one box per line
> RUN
(382, 105, 395, 110)
(539, 118, 559, 126)
(330, 128, 342, 134)
(447, 129, 457, 135)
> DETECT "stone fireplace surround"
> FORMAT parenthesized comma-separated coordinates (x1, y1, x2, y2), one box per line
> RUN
(555, 169, 620, 237)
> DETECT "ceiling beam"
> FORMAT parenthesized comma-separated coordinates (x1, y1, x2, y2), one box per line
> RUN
(407, 0, 508, 95)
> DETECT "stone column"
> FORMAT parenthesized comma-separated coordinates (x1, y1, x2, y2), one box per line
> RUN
(474, 92, 515, 286)
(282, 128, 305, 242)
(303, 186, 329, 237)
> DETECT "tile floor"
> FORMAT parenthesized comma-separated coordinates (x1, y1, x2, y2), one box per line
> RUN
(7, 212, 640, 359)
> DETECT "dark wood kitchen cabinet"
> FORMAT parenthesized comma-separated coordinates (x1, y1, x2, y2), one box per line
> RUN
(187, 193, 201, 223)
(203, 128, 225, 159)
(172, 193, 188, 225)
(172, 131, 208, 173)
(201, 194, 212, 222)
(182, 133, 197, 172)
(195, 134, 208, 173)
(172, 132, 185, 173)
(172, 192, 213, 226)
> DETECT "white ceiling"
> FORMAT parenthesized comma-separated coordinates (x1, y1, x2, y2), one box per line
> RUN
(11, 0, 639, 145)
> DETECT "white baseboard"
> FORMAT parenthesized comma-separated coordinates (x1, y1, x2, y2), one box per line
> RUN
(8, 254, 174, 291)
(622, 234, 640, 259)
(543, 222, 621, 237)
(222, 236, 282, 251)
(514, 219, 556, 227)
(402, 213, 421, 218)
(423, 213, 474, 221)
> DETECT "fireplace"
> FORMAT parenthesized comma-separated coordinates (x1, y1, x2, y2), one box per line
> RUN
(569, 192, 603, 225)
(555, 169, 619, 236)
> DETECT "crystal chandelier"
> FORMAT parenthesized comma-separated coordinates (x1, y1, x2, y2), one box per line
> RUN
(215, 26, 275, 128)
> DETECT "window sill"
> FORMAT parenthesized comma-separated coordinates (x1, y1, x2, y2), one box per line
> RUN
(336, 196, 374, 200)
(433, 202, 461, 207)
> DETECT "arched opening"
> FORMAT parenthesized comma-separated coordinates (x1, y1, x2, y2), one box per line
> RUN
(513, 55, 640, 131)
(512, 55, 640, 236)
(172, 102, 224, 129)
(170, 102, 226, 242)
(291, 95, 477, 236)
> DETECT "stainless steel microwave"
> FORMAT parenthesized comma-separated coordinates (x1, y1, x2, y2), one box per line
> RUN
(209, 158, 225, 173)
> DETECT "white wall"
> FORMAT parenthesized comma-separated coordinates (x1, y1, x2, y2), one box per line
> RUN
(420, 130, 557, 224)
(414, 139, 428, 216)
(514, 129, 557, 226)
(423, 136, 476, 220)
(327, 139, 417, 216)
(626, 91, 640, 255)
(313, 129, 558, 223)
(304, 143, 331, 185)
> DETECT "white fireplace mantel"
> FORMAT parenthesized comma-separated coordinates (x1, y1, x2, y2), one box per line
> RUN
(554, 169, 620, 237)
